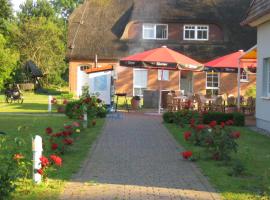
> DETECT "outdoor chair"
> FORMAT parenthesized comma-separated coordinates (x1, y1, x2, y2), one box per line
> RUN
(166, 93, 178, 112)
(241, 96, 255, 115)
(225, 96, 237, 112)
(212, 96, 225, 112)
(194, 94, 208, 112)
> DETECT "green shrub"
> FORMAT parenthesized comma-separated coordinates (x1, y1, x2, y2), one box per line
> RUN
(65, 96, 107, 119)
(185, 121, 240, 161)
(232, 112, 245, 126)
(163, 111, 200, 125)
(203, 112, 245, 126)
(162, 112, 175, 123)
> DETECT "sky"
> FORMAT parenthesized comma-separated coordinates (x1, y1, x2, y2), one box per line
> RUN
(11, 0, 26, 11)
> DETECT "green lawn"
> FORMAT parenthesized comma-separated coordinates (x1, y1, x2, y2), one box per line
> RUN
(0, 115, 104, 200)
(0, 92, 68, 113)
(165, 123, 270, 200)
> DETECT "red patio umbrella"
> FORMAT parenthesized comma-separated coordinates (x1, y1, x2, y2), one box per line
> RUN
(120, 46, 203, 113)
(204, 51, 256, 72)
(204, 49, 257, 109)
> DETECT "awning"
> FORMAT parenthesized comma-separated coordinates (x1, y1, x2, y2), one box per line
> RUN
(85, 65, 113, 74)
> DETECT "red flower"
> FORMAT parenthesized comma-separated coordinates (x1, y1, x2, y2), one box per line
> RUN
(190, 118, 195, 125)
(63, 99, 68, 105)
(63, 131, 72, 137)
(220, 122, 225, 128)
(40, 156, 49, 167)
(83, 97, 91, 104)
(63, 138, 73, 145)
(231, 131, 241, 139)
(13, 153, 24, 160)
(72, 121, 80, 127)
(51, 143, 58, 150)
(209, 121, 217, 128)
(64, 125, 72, 129)
(51, 98, 57, 104)
(184, 131, 192, 141)
(196, 124, 205, 131)
(181, 151, 193, 159)
(37, 168, 43, 175)
(45, 127, 53, 135)
(52, 132, 63, 137)
(226, 120, 234, 126)
(50, 155, 62, 166)
(92, 120, 96, 126)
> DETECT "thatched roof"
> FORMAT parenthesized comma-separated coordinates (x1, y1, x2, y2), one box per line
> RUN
(241, 0, 270, 25)
(67, 0, 256, 62)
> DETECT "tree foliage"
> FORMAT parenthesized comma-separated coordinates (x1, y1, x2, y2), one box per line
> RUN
(0, 34, 18, 90)
(0, 0, 84, 89)
(51, 0, 83, 19)
(13, 17, 66, 86)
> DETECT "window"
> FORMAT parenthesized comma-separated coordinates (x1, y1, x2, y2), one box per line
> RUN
(80, 65, 91, 71)
(143, 24, 168, 40)
(133, 69, 148, 96)
(184, 25, 209, 41)
(158, 70, 169, 81)
(240, 69, 249, 82)
(206, 72, 219, 94)
(263, 58, 270, 96)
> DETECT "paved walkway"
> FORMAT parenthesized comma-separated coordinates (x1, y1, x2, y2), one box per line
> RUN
(60, 113, 220, 200)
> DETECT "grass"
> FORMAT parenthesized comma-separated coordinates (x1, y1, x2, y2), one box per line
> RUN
(0, 92, 70, 113)
(0, 115, 105, 200)
(165, 123, 270, 200)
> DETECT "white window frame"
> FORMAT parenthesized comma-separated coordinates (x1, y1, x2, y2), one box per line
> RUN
(143, 23, 168, 40)
(183, 25, 209, 41)
(158, 70, 169, 81)
(206, 72, 220, 89)
(133, 69, 148, 97)
(240, 69, 249, 82)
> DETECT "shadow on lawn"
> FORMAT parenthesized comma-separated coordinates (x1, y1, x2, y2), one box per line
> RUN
(0, 103, 48, 111)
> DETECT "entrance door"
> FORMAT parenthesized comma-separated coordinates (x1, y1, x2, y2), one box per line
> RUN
(89, 71, 112, 105)
(180, 71, 193, 95)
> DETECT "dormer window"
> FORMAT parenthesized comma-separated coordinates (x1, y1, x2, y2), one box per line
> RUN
(143, 24, 168, 40)
(184, 25, 209, 41)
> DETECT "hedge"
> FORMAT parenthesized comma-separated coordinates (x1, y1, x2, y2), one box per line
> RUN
(163, 111, 245, 126)
(203, 112, 245, 126)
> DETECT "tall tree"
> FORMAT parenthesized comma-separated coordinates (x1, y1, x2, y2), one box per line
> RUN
(13, 17, 66, 86)
(0, 0, 13, 35)
(51, 0, 83, 20)
(18, 0, 56, 20)
(0, 34, 18, 89)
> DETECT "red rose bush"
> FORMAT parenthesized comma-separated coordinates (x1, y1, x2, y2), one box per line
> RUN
(182, 119, 241, 161)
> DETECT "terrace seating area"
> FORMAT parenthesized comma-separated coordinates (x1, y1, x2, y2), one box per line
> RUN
(164, 91, 256, 115)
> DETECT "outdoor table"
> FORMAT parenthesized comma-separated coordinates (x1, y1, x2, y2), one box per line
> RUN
(115, 93, 129, 112)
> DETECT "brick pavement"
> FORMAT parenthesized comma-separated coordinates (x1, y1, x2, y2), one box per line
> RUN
(60, 113, 221, 200)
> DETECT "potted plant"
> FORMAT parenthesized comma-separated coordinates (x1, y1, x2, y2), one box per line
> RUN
(131, 96, 141, 110)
